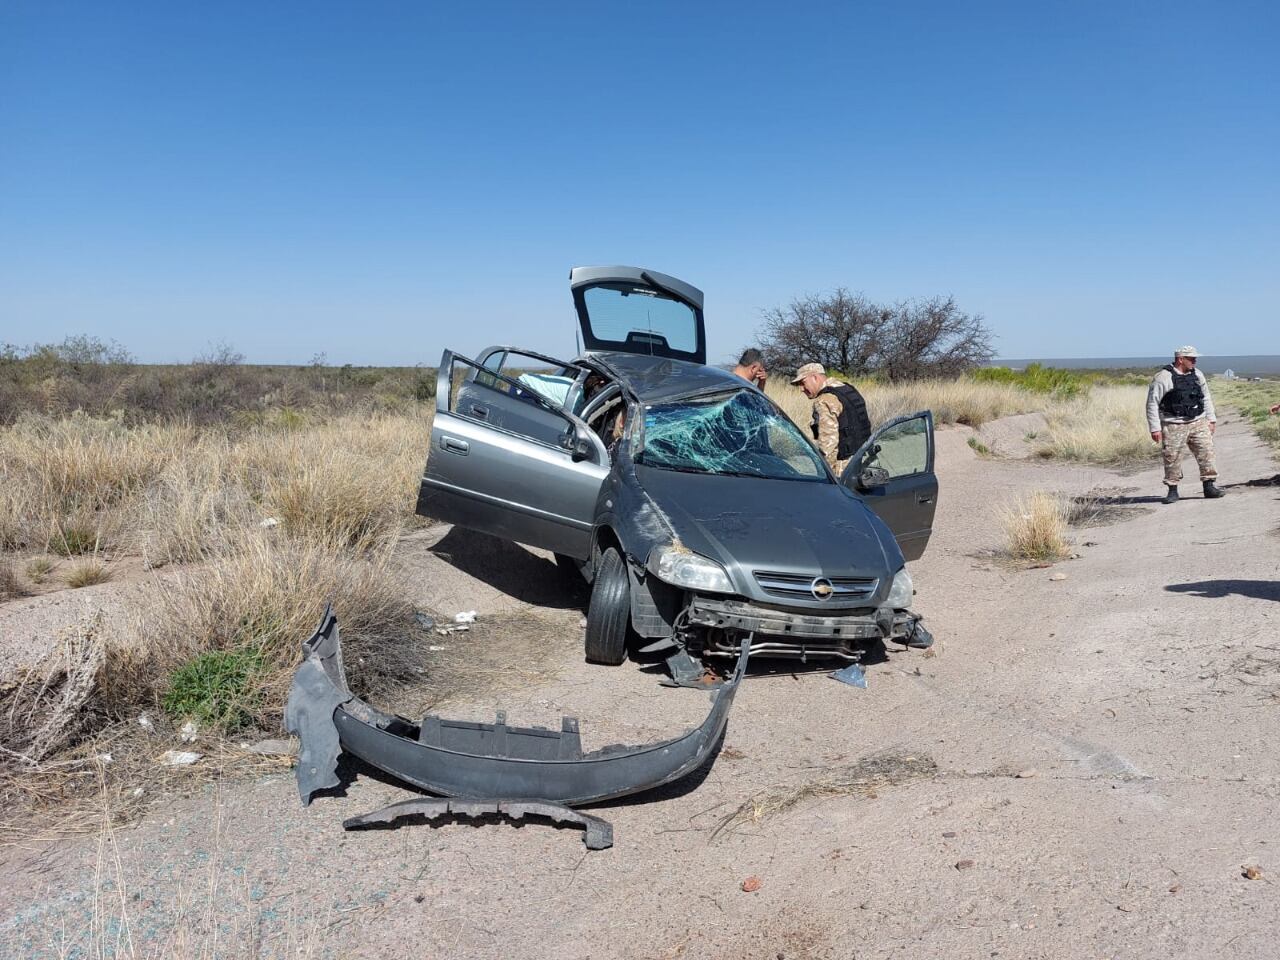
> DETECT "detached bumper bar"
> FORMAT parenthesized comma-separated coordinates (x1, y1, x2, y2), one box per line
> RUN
(284, 605, 749, 809)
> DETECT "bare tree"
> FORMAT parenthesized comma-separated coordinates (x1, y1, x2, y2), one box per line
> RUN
(758, 289, 888, 376)
(758, 290, 994, 380)
(878, 296, 995, 380)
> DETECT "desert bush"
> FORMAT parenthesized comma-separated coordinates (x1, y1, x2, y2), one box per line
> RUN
(65, 561, 111, 588)
(108, 533, 423, 730)
(162, 648, 267, 731)
(971, 362, 1089, 398)
(25, 556, 54, 583)
(0, 340, 437, 425)
(1001, 492, 1070, 561)
(1032, 386, 1153, 463)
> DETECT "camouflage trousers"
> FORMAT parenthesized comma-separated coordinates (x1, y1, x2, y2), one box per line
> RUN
(1161, 417, 1217, 485)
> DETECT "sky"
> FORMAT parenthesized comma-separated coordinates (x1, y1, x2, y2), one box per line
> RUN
(1, 0, 1277, 366)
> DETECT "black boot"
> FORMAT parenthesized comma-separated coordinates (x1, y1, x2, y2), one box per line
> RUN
(1203, 480, 1224, 499)
(1162, 485, 1179, 504)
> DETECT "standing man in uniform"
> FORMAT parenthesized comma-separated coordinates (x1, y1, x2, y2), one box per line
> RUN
(791, 362, 872, 475)
(733, 348, 769, 389)
(1146, 346, 1224, 504)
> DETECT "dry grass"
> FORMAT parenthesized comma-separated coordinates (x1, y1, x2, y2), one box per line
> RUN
(65, 560, 112, 588)
(0, 406, 435, 834)
(1032, 385, 1154, 463)
(766, 378, 1049, 430)
(767, 379, 1155, 466)
(111, 532, 424, 729)
(0, 562, 24, 600)
(1001, 491, 1071, 561)
(0, 409, 433, 563)
(26, 555, 55, 583)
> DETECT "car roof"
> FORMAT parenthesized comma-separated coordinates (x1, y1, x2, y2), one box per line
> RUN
(587, 351, 750, 404)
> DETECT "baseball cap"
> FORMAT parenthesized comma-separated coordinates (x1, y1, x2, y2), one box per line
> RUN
(790, 362, 825, 384)
(1174, 345, 1199, 358)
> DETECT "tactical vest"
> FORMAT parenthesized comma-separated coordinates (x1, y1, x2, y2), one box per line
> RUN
(812, 383, 872, 460)
(1158, 364, 1205, 420)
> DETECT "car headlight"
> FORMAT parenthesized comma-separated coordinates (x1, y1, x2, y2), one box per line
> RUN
(883, 566, 914, 608)
(648, 545, 734, 594)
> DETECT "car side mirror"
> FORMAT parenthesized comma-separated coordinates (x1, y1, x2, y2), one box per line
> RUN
(858, 465, 890, 489)
(570, 431, 594, 462)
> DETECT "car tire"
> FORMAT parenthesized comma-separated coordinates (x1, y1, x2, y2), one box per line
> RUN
(584, 547, 631, 666)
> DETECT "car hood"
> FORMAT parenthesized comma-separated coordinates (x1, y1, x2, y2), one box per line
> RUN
(634, 467, 902, 593)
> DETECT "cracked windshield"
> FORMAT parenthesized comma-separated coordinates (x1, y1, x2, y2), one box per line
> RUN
(638, 389, 827, 481)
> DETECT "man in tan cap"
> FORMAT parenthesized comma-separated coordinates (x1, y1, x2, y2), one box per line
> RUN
(792, 363, 872, 475)
(1145, 346, 1222, 504)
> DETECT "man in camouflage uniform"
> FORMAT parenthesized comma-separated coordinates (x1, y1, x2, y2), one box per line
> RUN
(1145, 345, 1223, 504)
(791, 362, 872, 475)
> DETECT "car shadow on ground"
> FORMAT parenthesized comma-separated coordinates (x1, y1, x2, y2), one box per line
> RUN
(1226, 474, 1280, 488)
(428, 527, 587, 609)
(1165, 579, 1280, 602)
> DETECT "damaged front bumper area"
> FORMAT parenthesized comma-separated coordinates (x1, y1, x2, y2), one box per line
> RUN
(687, 595, 920, 660)
(284, 606, 749, 814)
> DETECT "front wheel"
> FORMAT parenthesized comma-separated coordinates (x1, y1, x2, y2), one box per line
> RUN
(584, 547, 631, 666)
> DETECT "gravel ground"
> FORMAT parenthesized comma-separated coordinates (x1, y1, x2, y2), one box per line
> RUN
(2, 417, 1278, 959)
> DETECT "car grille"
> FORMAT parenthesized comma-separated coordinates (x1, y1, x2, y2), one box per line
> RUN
(752, 570, 879, 604)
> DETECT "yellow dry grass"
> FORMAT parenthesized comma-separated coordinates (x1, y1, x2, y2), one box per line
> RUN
(1000, 491, 1070, 561)
(1032, 385, 1154, 463)
(65, 560, 112, 589)
(108, 532, 424, 728)
(0, 409, 433, 562)
(765, 378, 1049, 430)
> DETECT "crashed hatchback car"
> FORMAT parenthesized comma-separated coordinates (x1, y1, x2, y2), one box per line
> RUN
(417, 266, 938, 667)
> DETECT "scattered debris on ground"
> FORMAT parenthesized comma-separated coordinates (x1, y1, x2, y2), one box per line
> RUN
(713, 754, 938, 838)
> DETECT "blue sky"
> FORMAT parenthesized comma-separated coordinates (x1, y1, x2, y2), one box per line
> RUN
(2, 1, 1277, 365)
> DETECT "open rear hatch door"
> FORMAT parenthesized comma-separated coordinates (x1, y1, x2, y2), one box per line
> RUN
(570, 266, 706, 365)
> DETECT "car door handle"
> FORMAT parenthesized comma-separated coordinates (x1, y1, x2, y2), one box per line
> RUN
(440, 436, 470, 455)
(469, 404, 489, 419)
(916, 494, 933, 504)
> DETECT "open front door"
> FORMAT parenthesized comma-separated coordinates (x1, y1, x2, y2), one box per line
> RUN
(841, 411, 938, 561)
(416, 350, 610, 559)
(570, 266, 706, 365)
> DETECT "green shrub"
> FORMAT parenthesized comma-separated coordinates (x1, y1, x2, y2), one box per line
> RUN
(971, 363, 1088, 398)
(162, 648, 267, 731)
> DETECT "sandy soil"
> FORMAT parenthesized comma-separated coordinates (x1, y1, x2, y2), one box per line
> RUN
(3, 417, 1279, 959)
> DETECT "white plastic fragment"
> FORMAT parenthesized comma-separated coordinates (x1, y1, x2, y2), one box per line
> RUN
(454, 611, 477, 624)
(259, 517, 279, 528)
(179, 721, 199, 742)
(160, 750, 202, 766)
(137, 713, 154, 731)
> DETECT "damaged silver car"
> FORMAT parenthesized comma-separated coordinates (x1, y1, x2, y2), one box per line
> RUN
(417, 266, 938, 672)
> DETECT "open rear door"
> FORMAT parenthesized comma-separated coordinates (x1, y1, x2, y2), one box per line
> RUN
(841, 411, 937, 561)
(570, 266, 706, 365)
(416, 350, 610, 559)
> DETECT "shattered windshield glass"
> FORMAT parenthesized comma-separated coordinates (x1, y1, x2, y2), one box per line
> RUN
(637, 390, 828, 481)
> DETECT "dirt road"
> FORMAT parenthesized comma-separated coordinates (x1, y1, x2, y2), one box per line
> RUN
(3, 418, 1278, 959)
